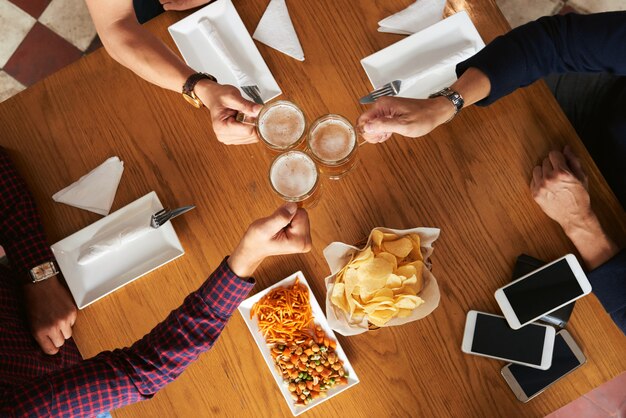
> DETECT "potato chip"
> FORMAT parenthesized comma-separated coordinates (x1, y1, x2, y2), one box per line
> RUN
(394, 294, 422, 310)
(371, 229, 384, 249)
(369, 308, 397, 327)
(397, 309, 413, 318)
(382, 233, 399, 241)
(331, 283, 349, 312)
(407, 233, 423, 261)
(357, 257, 393, 292)
(351, 247, 373, 267)
(395, 264, 417, 279)
(376, 252, 397, 271)
(382, 237, 413, 258)
(385, 274, 403, 289)
(372, 288, 394, 300)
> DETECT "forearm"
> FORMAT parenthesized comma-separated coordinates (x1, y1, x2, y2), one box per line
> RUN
(563, 214, 620, 270)
(0, 259, 254, 416)
(0, 148, 54, 282)
(99, 19, 194, 92)
(456, 12, 626, 105)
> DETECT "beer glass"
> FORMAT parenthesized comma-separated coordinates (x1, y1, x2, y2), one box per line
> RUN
(269, 151, 321, 208)
(306, 114, 358, 179)
(237, 100, 306, 152)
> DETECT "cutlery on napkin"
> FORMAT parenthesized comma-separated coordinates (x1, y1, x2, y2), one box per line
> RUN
(253, 0, 304, 61)
(199, 18, 257, 87)
(378, 0, 446, 35)
(52, 156, 124, 216)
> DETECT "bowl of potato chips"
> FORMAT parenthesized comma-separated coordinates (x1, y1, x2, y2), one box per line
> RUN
(323, 227, 441, 336)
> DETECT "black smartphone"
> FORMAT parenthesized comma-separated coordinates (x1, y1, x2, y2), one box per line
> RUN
(512, 254, 575, 328)
(501, 329, 586, 402)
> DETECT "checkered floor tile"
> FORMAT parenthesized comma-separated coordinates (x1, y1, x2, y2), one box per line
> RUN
(0, 0, 100, 102)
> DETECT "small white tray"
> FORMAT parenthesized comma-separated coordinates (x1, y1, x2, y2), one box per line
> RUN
(361, 11, 485, 99)
(51, 191, 184, 309)
(168, 0, 281, 103)
(238, 272, 359, 416)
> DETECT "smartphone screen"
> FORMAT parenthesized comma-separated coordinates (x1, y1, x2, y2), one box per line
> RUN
(472, 313, 548, 365)
(503, 259, 583, 324)
(507, 333, 582, 398)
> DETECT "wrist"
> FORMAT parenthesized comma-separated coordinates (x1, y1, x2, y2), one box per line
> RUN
(194, 79, 219, 107)
(228, 245, 264, 278)
(430, 96, 457, 126)
(562, 214, 619, 270)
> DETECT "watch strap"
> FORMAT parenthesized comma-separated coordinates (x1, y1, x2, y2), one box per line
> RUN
(429, 87, 464, 123)
(182, 72, 217, 107)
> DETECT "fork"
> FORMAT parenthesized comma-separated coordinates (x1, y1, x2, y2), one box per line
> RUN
(150, 206, 195, 229)
(359, 80, 402, 104)
(241, 85, 264, 105)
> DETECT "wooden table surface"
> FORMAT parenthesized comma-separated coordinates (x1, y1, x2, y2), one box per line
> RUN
(1, 0, 625, 417)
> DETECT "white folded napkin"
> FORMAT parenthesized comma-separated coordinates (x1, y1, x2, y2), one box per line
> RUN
(52, 157, 124, 216)
(253, 0, 304, 61)
(77, 216, 151, 265)
(378, 0, 446, 35)
(199, 18, 255, 86)
(399, 42, 477, 92)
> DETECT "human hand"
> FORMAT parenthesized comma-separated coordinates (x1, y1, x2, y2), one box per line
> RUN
(23, 276, 78, 355)
(195, 80, 262, 145)
(530, 146, 593, 233)
(356, 96, 455, 143)
(161, 0, 210, 11)
(228, 203, 312, 277)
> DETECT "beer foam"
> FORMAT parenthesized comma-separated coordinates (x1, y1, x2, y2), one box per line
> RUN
(259, 104, 305, 147)
(309, 119, 355, 162)
(270, 152, 317, 198)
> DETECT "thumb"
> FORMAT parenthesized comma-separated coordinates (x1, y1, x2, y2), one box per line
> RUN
(223, 94, 262, 116)
(364, 117, 403, 135)
(263, 203, 298, 232)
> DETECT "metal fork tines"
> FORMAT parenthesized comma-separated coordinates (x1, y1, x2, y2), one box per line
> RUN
(359, 80, 402, 104)
(150, 205, 195, 229)
(241, 85, 264, 105)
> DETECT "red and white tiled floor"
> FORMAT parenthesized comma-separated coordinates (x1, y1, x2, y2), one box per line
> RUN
(1, 0, 626, 415)
(0, 0, 100, 102)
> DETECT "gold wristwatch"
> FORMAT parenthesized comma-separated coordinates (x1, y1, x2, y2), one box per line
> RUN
(29, 261, 59, 283)
(182, 72, 217, 108)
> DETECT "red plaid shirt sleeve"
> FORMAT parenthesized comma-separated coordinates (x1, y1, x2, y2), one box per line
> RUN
(0, 148, 54, 283)
(0, 258, 254, 417)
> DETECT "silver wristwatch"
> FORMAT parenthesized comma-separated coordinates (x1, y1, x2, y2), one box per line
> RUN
(429, 87, 464, 123)
(29, 261, 59, 283)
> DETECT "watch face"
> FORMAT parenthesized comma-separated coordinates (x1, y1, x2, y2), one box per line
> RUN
(183, 93, 203, 108)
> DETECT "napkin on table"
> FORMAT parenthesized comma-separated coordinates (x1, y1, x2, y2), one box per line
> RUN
(52, 156, 124, 216)
(253, 0, 304, 61)
(77, 214, 152, 265)
(378, 0, 446, 35)
(199, 18, 255, 87)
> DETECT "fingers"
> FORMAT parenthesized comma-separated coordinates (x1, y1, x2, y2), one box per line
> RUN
(563, 145, 587, 183)
(215, 117, 259, 144)
(35, 328, 65, 355)
(222, 93, 262, 116)
(548, 150, 568, 171)
(288, 209, 312, 253)
(541, 156, 553, 178)
(531, 166, 542, 189)
(263, 203, 298, 233)
(364, 117, 404, 136)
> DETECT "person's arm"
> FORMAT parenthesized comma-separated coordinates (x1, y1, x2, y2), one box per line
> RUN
(0, 148, 77, 354)
(530, 146, 625, 334)
(83, 0, 261, 145)
(358, 12, 626, 142)
(0, 203, 312, 416)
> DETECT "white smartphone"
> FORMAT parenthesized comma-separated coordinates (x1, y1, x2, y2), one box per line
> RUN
(494, 254, 591, 329)
(461, 311, 556, 370)
(501, 329, 586, 402)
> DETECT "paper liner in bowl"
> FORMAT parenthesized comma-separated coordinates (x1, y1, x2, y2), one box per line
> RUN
(323, 227, 441, 336)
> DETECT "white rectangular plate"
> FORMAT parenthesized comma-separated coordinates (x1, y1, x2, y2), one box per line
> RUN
(168, 0, 281, 103)
(238, 272, 359, 416)
(361, 11, 485, 99)
(51, 191, 184, 309)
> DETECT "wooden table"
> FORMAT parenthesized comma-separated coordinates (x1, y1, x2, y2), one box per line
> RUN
(1, 0, 624, 416)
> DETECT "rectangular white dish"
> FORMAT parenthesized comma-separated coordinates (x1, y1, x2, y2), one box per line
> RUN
(361, 11, 485, 99)
(168, 0, 281, 103)
(51, 191, 185, 309)
(238, 272, 359, 416)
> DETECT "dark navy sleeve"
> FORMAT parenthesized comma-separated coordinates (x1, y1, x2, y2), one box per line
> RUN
(456, 12, 626, 105)
(587, 249, 626, 335)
